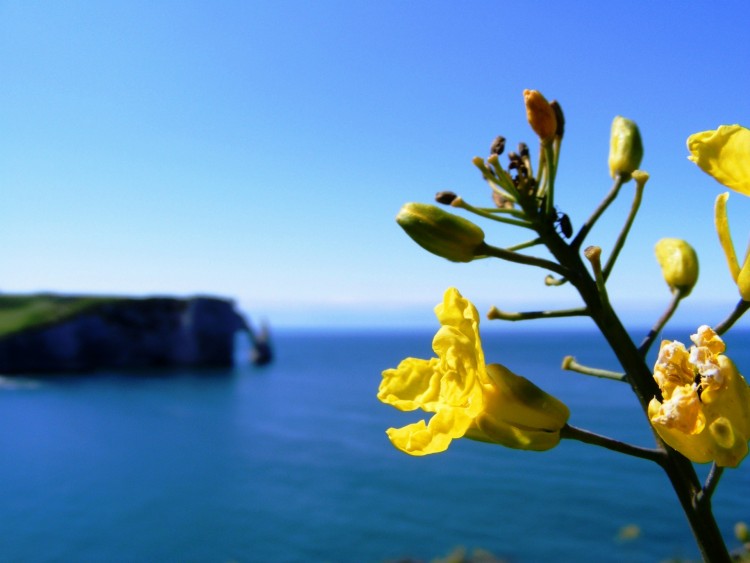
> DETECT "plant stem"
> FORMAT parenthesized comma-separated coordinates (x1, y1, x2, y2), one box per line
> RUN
(487, 306, 587, 322)
(714, 299, 750, 335)
(697, 463, 724, 507)
(480, 242, 569, 277)
(536, 221, 732, 562)
(639, 289, 684, 356)
(561, 356, 626, 382)
(453, 198, 534, 228)
(572, 175, 625, 251)
(561, 424, 664, 463)
(603, 179, 645, 281)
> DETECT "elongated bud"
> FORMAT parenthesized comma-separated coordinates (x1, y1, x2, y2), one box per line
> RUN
(609, 116, 644, 179)
(396, 203, 485, 262)
(523, 89, 557, 143)
(472, 363, 569, 451)
(654, 238, 699, 296)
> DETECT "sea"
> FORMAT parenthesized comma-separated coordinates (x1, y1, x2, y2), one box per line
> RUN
(1, 327, 748, 563)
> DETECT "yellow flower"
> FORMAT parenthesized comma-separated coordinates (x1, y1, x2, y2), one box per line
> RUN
(687, 125, 750, 195)
(378, 288, 569, 456)
(648, 326, 750, 467)
(687, 125, 750, 299)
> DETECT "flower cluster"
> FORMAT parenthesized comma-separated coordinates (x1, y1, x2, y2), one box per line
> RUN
(648, 326, 750, 467)
(378, 288, 569, 456)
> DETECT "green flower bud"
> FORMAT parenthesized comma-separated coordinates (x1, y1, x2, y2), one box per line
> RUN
(609, 116, 644, 179)
(396, 203, 485, 262)
(654, 238, 699, 296)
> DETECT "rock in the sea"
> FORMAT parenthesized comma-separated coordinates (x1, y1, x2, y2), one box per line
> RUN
(0, 296, 255, 374)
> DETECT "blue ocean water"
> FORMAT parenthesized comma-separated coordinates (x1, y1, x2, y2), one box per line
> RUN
(0, 327, 748, 562)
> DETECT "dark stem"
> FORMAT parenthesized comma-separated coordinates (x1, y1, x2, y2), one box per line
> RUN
(571, 175, 625, 251)
(561, 424, 664, 463)
(638, 289, 684, 356)
(714, 299, 750, 335)
(697, 463, 724, 507)
(535, 221, 732, 563)
(480, 242, 570, 277)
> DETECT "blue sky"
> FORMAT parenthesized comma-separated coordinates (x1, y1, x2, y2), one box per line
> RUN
(2, 1, 750, 329)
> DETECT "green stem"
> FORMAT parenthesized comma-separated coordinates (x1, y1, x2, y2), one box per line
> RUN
(603, 179, 645, 281)
(453, 198, 533, 228)
(562, 356, 626, 382)
(572, 175, 626, 251)
(505, 238, 543, 252)
(543, 141, 556, 216)
(480, 242, 569, 277)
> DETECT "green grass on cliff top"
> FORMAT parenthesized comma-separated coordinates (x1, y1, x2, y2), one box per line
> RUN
(0, 294, 121, 338)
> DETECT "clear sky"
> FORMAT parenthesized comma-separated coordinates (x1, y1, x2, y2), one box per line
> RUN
(2, 1, 750, 329)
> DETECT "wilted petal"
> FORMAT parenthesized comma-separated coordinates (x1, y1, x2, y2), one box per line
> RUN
(714, 192, 741, 281)
(688, 125, 750, 196)
(379, 357, 442, 412)
(386, 407, 473, 456)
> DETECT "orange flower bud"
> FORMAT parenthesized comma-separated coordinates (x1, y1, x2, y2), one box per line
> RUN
(523, 89, 557, 143)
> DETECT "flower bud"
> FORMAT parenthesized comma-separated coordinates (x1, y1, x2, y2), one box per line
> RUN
(396, 203, 485, 262)
(654, 238, 699, 296)
(472, 363, 570, 451)
(608, 116, 644, 179)
(523, 89, 557, 143)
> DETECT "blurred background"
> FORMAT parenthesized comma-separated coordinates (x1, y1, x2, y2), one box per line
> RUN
(3, 1, 750, 329)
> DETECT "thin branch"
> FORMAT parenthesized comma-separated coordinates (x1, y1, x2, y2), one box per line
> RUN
(487, 306, 587, 322)
(562, 356, 627, 382)
(696, 463, 724, 508)
(638, 289, 684, 356)
(479, 242, 570, 277)
(561, 424, 665, 464)
(714, 299, 750, 335)
(505, 238, 543, 252)
(603, 179, 645, 280)
(572, 175, 626, 250)
(452, 197, 533, 228)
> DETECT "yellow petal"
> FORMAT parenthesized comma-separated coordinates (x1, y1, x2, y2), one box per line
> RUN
(708, 417, 748, 468)
(483, 363, 569, 432)
(649, 397, 713, 464)
(470, 415, 562, 451)
(737, 256, 750, 301)
(434, 287, 485, 372)
(378, 357, 442, 412)
(715, 192, 741, 282)
(651, 384, 705, 435)
(386, 407, 473, 456)
(688, 125, 750, 195)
